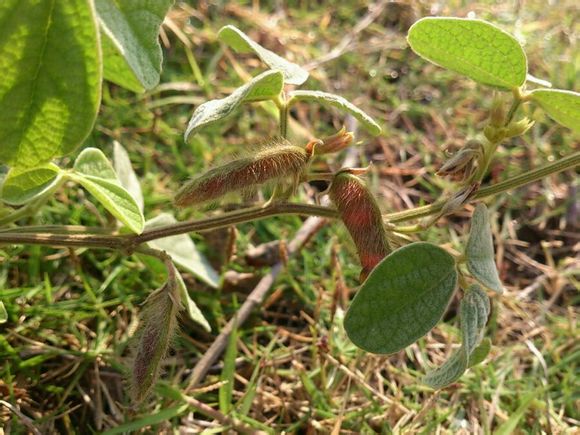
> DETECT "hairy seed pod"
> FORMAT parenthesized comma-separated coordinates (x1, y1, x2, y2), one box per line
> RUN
(174, 139, 310, 207)
(329, 170, 392, 282)
(131, 277, 180, 403)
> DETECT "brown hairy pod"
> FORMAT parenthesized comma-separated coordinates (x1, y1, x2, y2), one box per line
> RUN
(329, 170, 392, 282)
(174, 139, 310, 207)
(131, 270, 181, 403)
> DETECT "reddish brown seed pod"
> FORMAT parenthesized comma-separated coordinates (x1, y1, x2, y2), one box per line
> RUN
(329, 170, 391, 282)
(174, 139, 310, 207)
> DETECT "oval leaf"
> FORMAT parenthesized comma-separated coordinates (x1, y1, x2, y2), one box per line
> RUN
(73, 148, 144, 234)
(113, 141, 144, 212)
(344, 242, 457, 354)
(468, 337, 492, 368)
(1, 164, 62, 205)
(95, 0, 172, 92)
(0, 0, 101, 167)
(407, 18, 527, 90)
(185, 70, 284, 141)
(288, 90, 382, 136)
(218, 25, 308, 86)
(530, 89, 580, 132)
(146, 213, 220, 288)
(466, 204, 503, 293)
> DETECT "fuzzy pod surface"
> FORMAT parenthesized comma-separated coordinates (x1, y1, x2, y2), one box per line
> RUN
(174, 140, 310, 207)
(131, 281, 180, 403)
(329, 171, 392, 281)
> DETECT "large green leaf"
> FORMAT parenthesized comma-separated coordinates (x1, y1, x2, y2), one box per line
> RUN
(288, 90, 382, 136)
(530, 89, 580, 132)
(344, 242, 457, 354)
(218, 25, 308, 86)
(0, 0, 101, 167)
(72, 148, 144, 234)
(407, 18, 527, 90)
(145, 213, 220, 288)
(184, 70, 284, 141)
(466, 204, 503, 293)
(95, 0, 173, 92)
(1, 163, 62, 205)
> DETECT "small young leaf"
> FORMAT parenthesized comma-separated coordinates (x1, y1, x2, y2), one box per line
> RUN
(174, 265, 211, 332)
(218, 25, 309, 86)
(407, 18, 527, 90)
(530, 89, 580, 132)
(146, 213, 220, 288)
(0, 0, 101, 167)
(468, 337, 492, 367)
(423, 349, 468, 389)
(466, 204, 503, 293)
(344, 242, 457, 354)
(424, 284, 491, 389)
(0, 301, 7, 324)
(185, 70, 284, 140)
(113, 141, 144, 212)
(74, 148, 119, 181)
(1, 164, 62, 205)
(72, 148, 144, 234)
(288, 90, 382, 136)
(95, 0, 173, 92)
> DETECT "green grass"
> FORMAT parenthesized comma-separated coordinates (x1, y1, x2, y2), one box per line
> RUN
(1, 0, 578, 433)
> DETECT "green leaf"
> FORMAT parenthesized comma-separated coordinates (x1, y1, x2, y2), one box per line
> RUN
(423, 349, 468, 390)
(218, 25, 308, 86)
(530, 89, 580, 132)
(0, 301, 7, 324)
(185, 70, 284, 141)
(0, 0, 102, 167)
(344, 242, 457, 354)
(407, 18, 527, 90)
(146, 213, 220, 288)
(72, 148, 144, 234)
(424, 284, 490, 389)
(468, 338, 492, 367)
(113, 141, 144, 212)
(466, 204, 503, 293)
(288, 90, 382, 136)
(1, 164, 61, 205)
(95, 0, 173, 92)
(174, 266, 211, 332)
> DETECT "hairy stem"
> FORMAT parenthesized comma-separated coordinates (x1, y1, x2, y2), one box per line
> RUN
(0, 151, 577, 248)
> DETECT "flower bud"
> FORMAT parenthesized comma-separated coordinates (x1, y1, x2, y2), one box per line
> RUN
(505, 117, 534, 138)
(329, 170, 391, 282)
(308, 127, 354, 155)
(174, 139, 310, 207)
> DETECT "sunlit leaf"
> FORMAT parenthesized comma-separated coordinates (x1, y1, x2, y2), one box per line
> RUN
(1, 164, 62, 205)
(288, 90, 382, 136)
(466, 204, 503, 293)
(0, 301, 7, 324)
(218, 25, 308, 85)
(113, 141, 144, 212)
(0, 0, 101, 167)
(72, 148, 144, 234)
(95, 0, 173, 92)
(174, 267, 211, 332)
(185, 70, 284, 141)
(407, 18, 527, 90)
(344, 242, 457, 354)
(530, 89, 580, 132)
(146, 213, 220, 288)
